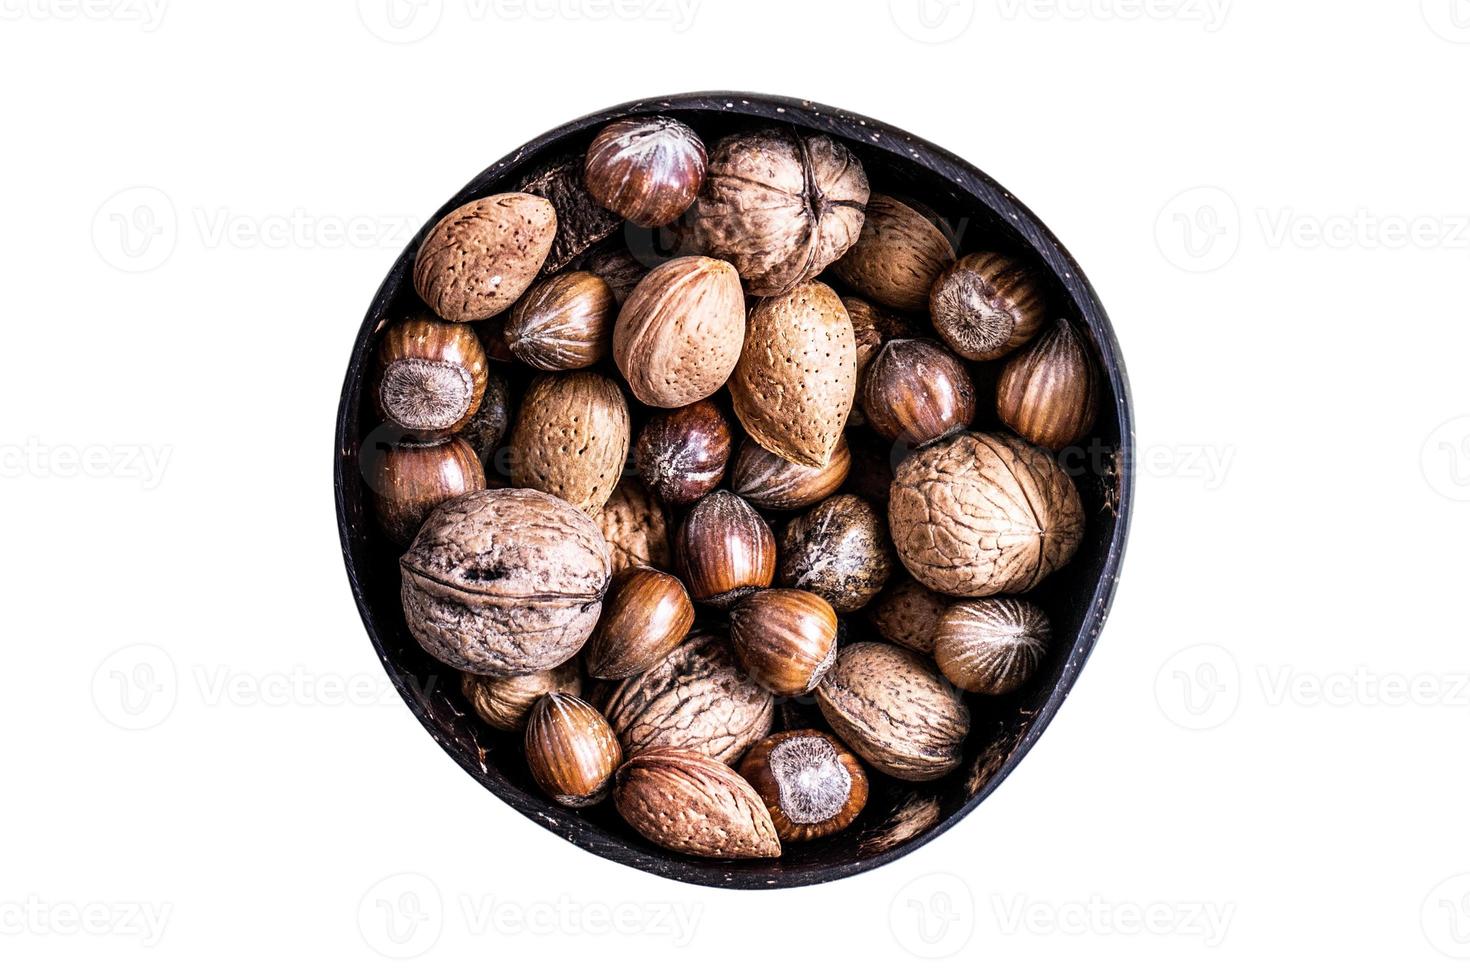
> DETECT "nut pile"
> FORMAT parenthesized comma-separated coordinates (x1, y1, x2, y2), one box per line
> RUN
(362, 114, 1100, 861)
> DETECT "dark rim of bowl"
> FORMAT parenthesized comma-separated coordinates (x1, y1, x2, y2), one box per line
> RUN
(334, 91, 1135, 889)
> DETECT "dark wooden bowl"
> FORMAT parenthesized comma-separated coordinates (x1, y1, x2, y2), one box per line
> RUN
(334, 92, 1134, 889)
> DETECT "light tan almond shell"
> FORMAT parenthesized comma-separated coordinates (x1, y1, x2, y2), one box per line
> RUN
(508, 371, 629, 515)
(815, 642, 969, 781)
(413, 193, 557, 322)
(614, 747, 782, 859)
(594, 477, 672, 572)
(833, 195, 956, 311)
(728, 280, 856, 467)
(612, 255, 745, 408)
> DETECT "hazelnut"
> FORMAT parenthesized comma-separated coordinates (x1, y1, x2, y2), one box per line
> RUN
(504, 271, 615, 371)
(599, 633, 773, 763)
(833, 194, 956, 311)
(738, 730, 869, 843)
(868, 578, 951, 654)
(507, 371, 629, 515)
(730, 435, 851, 512)
(777, 494, 893, 613)
(861, 338, 977, 448)
(729, 589, 839, 697)
(729, 280, 856, 467)
(934, 598, 1051, 695)
(461, 663, 581, 732)
(929, 252, 1047, 361)
(366, 437, 486, 546)
(583, 116, 707, 228)
(475, 317, 514, 364)
(815, 642, 970, 781)
(524, 692, 621, 807)
(614, 747, 781, 859)
(595, 477, 671, 573)
(690, 129, 870, 296)
(413, 193, 557, 322)
(996, 318, 1100, 450)
(889, 432, 1083, 597)
(674, 490, 775, 607)
(843, 296, 920, 428)
(612, 255, 746, 408)
(374, 315, 490, 440)
(585, 566, 694, 680)
(399, 488, 610, 676)
(633, 399, 733, 507)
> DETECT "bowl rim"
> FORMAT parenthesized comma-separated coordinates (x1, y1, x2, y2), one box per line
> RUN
(334, 90, 1135, 889)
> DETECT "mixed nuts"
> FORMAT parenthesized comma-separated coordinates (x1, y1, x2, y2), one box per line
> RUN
(360, 112, 1106, 863)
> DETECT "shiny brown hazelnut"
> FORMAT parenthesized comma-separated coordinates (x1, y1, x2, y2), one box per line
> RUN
(996, 318, 1100, 451)
(461, 662, 581, 732)
(861, 338, 976, 448)
(523, 692, 622, 807)
(674, 490, 775, 607)
(843, 296, 920, 427)
(374, 314, 490, 439)
(504, 271, 615, 371)
(778, 494, 893, 613)
(929, 252, 1047, 361)
(583, 116, 707, 228)
(366, 437, 486, 546)
(738, 729, 868, 843)
(934, 598, 1051, 695)
(633, 399, 733, 507)
(728, 589, 839, 696)
(595, 477, 672, 573)
(730, 436, 851, 512)
(868, 578, 951, 654)
(585, 566, 695, 680)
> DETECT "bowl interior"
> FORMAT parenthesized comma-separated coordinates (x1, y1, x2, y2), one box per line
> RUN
(335, 93, 1133, 888)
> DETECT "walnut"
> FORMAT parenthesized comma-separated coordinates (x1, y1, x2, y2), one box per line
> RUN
(399, 488, 610, 676)
(889, 432, 1083, 597)
(690, 129, 870, 296)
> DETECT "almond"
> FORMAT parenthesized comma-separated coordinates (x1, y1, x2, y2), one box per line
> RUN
(614, 747, 782, 859)
(833, 194, 955, 311)
(413, 193, 557, 322)
(508, 371, 629, 515)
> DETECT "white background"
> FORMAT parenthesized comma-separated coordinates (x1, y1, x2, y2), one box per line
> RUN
(3, 0, 1468, 975)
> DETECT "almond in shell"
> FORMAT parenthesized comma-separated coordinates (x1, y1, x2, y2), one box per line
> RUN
(614, 747, 781, 859)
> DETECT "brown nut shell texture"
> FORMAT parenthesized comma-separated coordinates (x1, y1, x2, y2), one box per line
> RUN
(599, 633, 774, 764)
(731, 435, 851, 512)
(595, 477, 671, 573)
(833, 194, 955, 312)
(461, 662, 582, 732)
(816, 642, 969, 781)
(692, 129, 870, 296)
(508, 371, 629, 515)
(738, 729, 868, 843)
(400, 488, 611, 676)
(729, 280, 856, 467)
(613, 255, 746, 408)
(934, 598, 1051, 695)
(868, 578, 952, 655)
(614, 747, 781, 859)
(413, 193, 557, 322)
(889, 432, 1083, 597)
(504, 271, 615, 371)
(777, 493, 893, 614)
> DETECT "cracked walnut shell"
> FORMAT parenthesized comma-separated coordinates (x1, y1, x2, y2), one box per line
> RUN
(889, 432, 1083, 597)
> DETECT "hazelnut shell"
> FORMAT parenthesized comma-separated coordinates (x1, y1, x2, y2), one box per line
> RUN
(367, 437, 487, 546)
(585, 566, 695, 680)
(929, 251, 1047, 361)
(524, 692, 621, 807)
(728, 589, 840, 697)
(504, 271, 615, 371)
(634, 399, 733, 507)
(583, 116, 707, 228)
(738, 729, 869, 843)
(375, 315, 490, 440)
(995, 318, 1100, 451)
(673, 491, 776, 607)
(861, 338, 977, 448)
(461, 663, 582, 732)
(730, 435, 851, 512)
